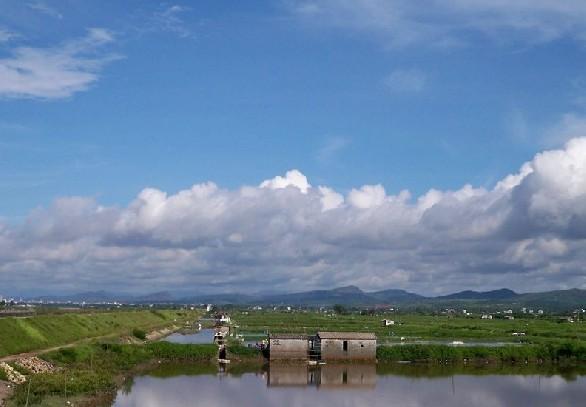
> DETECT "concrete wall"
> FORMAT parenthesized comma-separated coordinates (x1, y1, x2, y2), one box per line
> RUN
(269, 338, 309, 360)
(320, 339, 376, 360)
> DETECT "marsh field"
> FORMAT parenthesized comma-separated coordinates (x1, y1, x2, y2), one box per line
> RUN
(231, 310, 586, 345)
(3, 308, 586, 406)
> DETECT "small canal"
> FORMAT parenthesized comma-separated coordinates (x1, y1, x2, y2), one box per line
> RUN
(161, 328, 215, 344)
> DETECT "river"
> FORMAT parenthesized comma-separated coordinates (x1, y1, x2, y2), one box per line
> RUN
(111, 363, 586, 406)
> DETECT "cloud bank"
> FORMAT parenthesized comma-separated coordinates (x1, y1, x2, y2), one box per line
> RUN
(289, 0, 586, 47)
(2, 139, 586, 295)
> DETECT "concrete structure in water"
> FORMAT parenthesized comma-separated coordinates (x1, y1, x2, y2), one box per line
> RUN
(268, 331, 376, 361)
(269, 334, 309, 361)
(317, 332, 377, 361)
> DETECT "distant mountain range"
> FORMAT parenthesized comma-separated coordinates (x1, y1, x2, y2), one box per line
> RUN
(28, 285, 586, 312)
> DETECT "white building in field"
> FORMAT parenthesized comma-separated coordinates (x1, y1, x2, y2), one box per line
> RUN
(218, 314, 231, 323)
(382, 319, 395, 326)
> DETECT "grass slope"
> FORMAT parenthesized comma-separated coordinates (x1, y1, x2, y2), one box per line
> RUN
(0, 309, 196, 357)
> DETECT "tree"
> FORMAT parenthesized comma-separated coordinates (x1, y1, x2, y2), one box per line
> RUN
(333, 304, 346, 315)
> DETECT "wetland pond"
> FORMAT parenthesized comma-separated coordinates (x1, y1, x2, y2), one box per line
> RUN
(112, 363, 586, 407)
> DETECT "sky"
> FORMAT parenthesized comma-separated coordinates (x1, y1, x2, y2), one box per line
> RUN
(0, 1, 586, 296)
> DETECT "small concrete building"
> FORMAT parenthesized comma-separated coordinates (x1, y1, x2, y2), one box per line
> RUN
(382, 319, 395, 326)
(269, 334, 309, 361)
(317, 332, 376, 361)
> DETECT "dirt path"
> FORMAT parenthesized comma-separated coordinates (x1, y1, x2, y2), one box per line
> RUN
(0, 323, 183, 405)
(0, 334, 117, 363)
(0, 381, 13, 407)
(0, 323, 182, 364)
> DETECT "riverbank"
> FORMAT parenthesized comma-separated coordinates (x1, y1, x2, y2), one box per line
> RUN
(376, 342, 586, 363)
(5, 340, 586, 406)
(5, 342, 218, 406)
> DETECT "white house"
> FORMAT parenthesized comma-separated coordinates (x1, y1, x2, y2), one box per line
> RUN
(382, 319, 395, 326)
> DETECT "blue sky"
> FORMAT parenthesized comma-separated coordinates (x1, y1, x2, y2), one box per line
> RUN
(1, 1, 586, 295)
(2, 0, 584, 218)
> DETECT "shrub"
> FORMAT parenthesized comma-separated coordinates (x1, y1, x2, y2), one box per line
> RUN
(132, 328, 147, 340)
(227, 344, 262, 358)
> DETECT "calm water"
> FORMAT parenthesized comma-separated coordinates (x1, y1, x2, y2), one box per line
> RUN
(112, 363, 586, 407)
(162, 329, 214, 344)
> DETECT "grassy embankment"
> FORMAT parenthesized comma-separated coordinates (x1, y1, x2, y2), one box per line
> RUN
(8, 342, 218, 406)
(0, 309, 260, 406)
(0, 309, 198, 358)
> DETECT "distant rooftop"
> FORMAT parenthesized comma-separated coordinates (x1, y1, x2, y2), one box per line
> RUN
(317, 332, 376, 340)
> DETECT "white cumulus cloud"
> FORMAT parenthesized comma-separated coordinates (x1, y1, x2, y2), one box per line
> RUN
(2, 138, 586, 295)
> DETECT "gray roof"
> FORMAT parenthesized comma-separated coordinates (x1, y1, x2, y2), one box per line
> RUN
(269, 333, 308, 340)
(317, 331, 376, 340)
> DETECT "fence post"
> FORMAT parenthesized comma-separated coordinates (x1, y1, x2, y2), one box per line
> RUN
(24, 378, 31, 407)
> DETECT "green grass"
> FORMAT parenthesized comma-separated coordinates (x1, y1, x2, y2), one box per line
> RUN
(377, 342, 586, 362)
(231, 311, 586, 345)
(9, 342, 216, 406)
(226, 343, 263, 358)
(132, 328, 147, 340)
(0, 309, 198, 357)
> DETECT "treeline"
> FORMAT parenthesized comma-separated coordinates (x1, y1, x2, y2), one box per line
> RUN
(377, 342, 586, 363)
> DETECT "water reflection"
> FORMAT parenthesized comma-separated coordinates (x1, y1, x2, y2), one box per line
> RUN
(112, 363, 586, 407)
(268, 364, 376, 388)
(162, 328, 214, 344)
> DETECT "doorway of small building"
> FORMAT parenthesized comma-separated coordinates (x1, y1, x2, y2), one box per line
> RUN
(343, 340, 348, 352)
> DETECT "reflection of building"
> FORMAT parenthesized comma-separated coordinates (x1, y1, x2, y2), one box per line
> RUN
(267, 364, 310, 386)
(319, 364, 376, 388)
(317, 332, 376, 361)
(269, 334, 309, 361)
(267, 364, 376, 388)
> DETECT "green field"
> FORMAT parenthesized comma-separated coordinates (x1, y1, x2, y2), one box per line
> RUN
(231, 311, 586, 345)
(0, 309, 198, 357)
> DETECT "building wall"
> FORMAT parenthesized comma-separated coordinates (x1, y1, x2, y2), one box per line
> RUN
(269, 338, 309, 360)
(320, 339, 376, 360)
